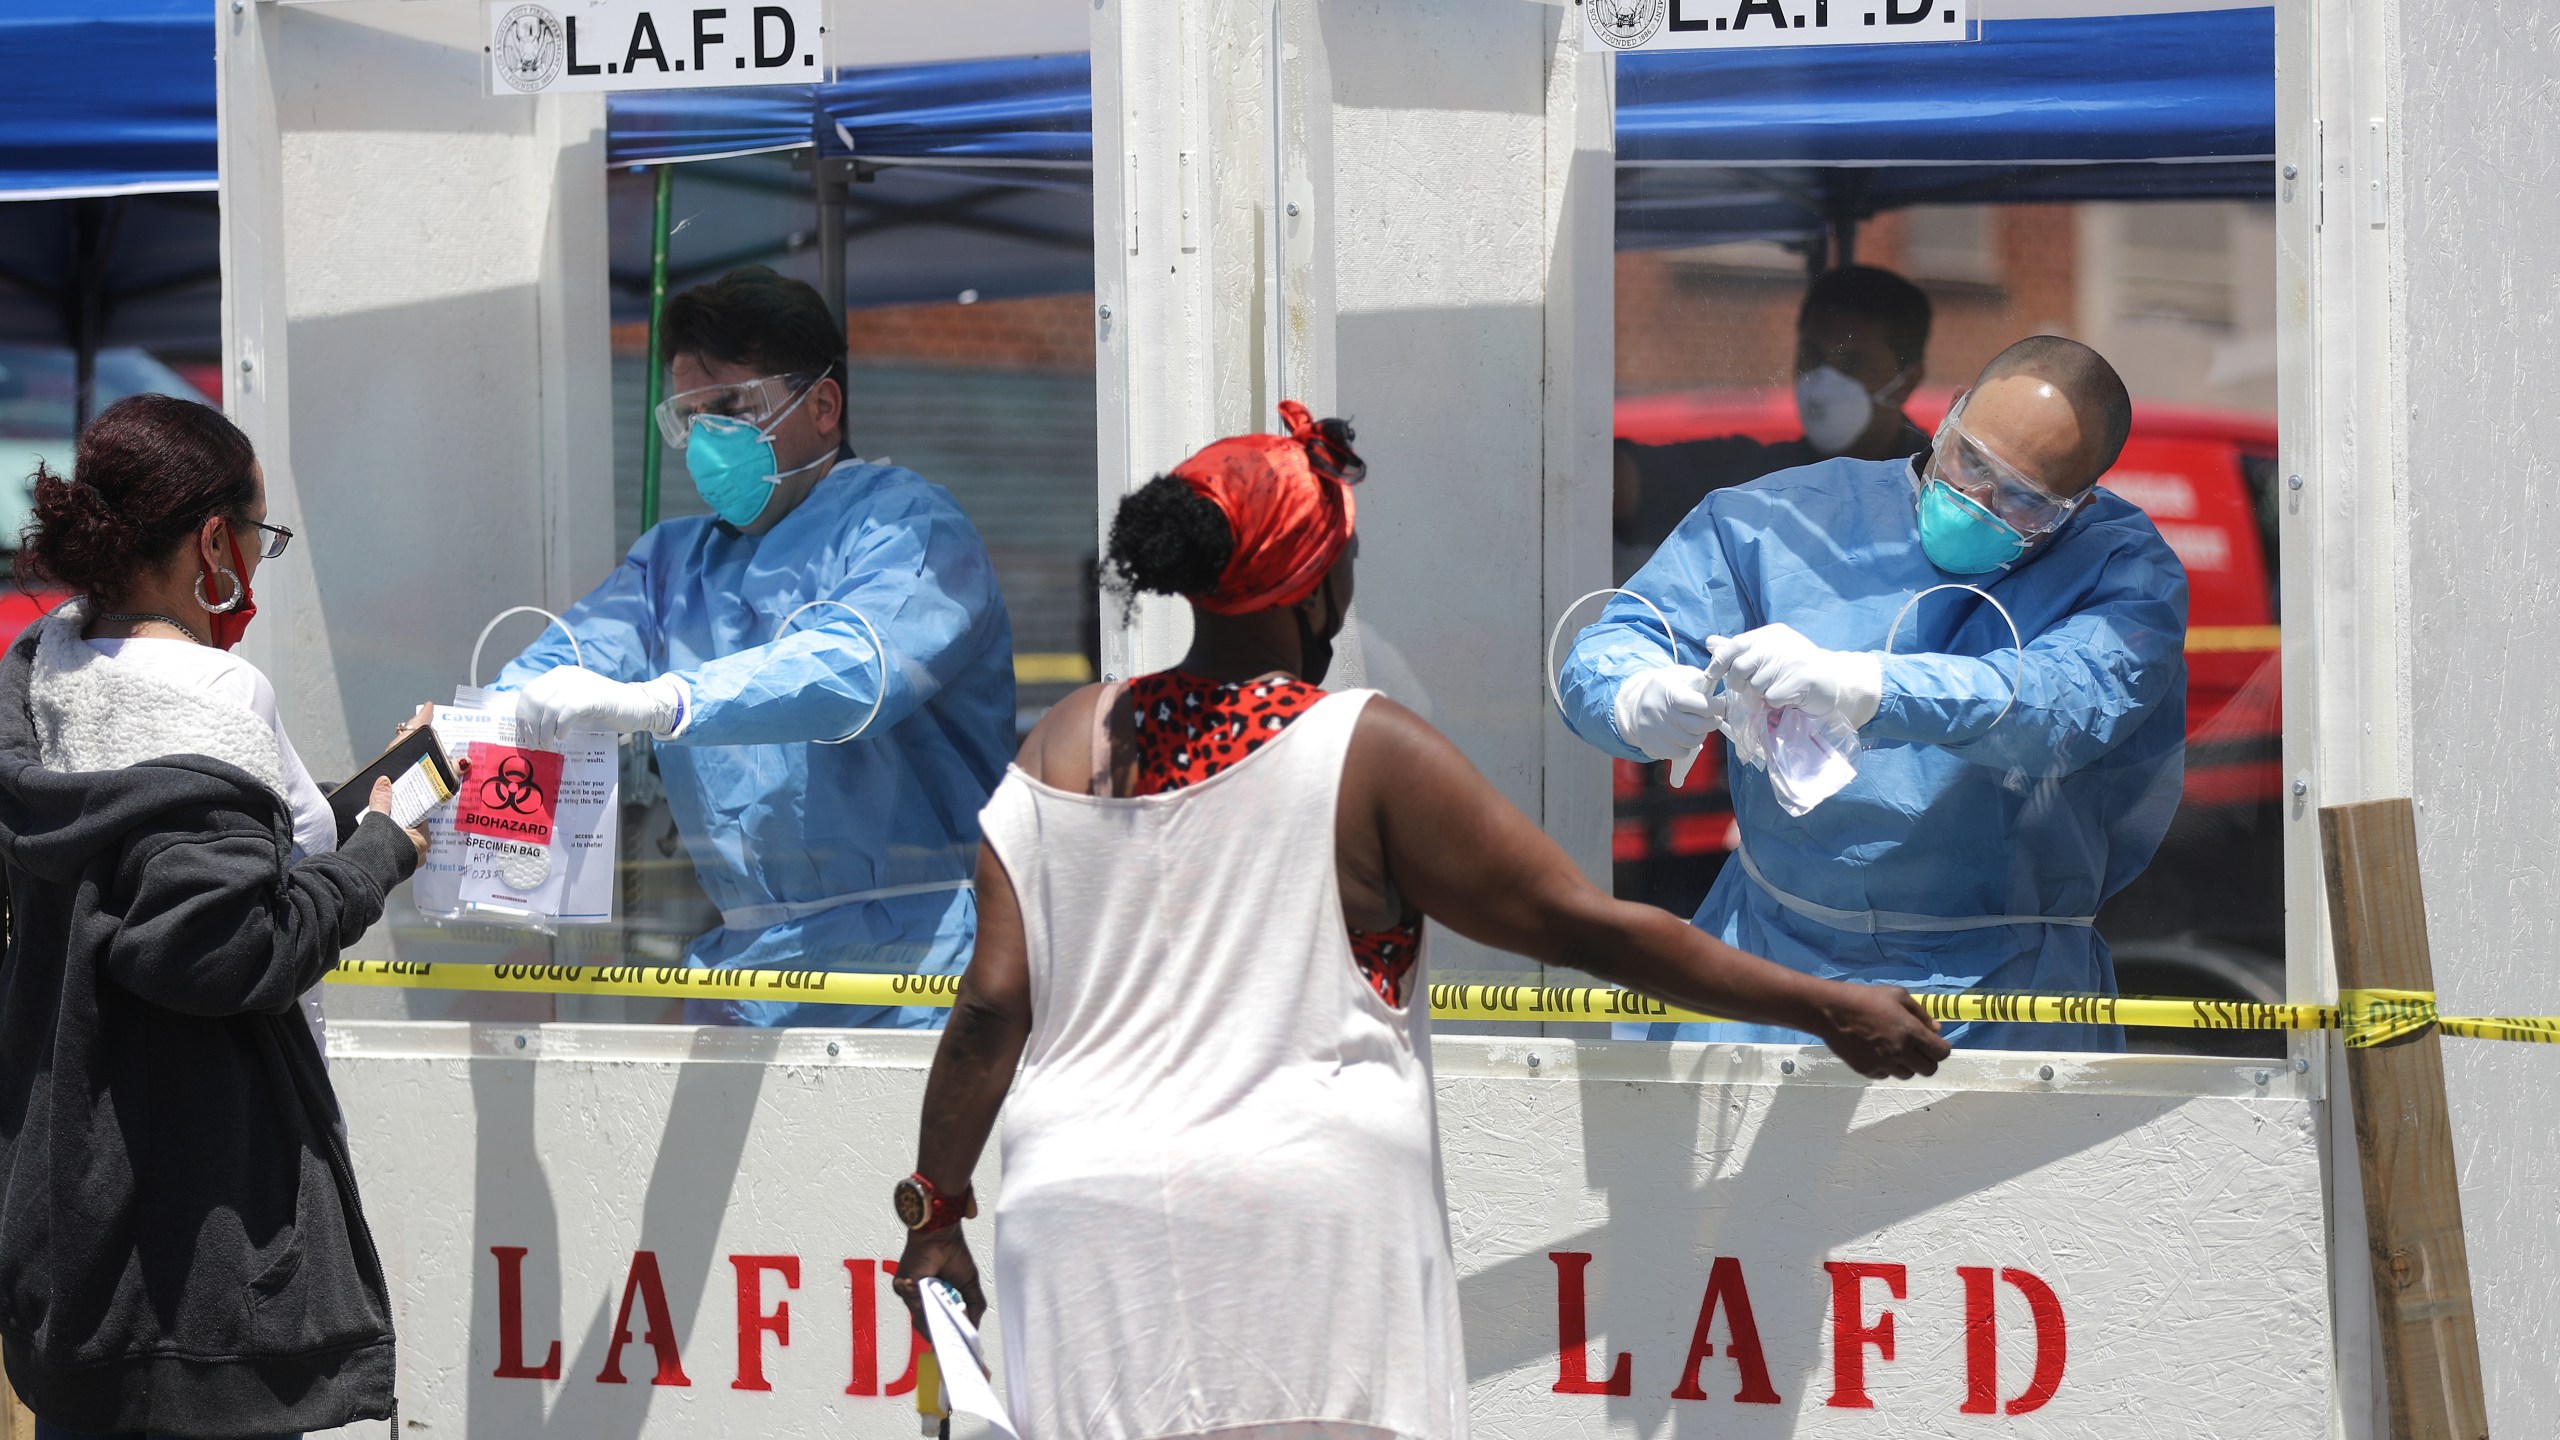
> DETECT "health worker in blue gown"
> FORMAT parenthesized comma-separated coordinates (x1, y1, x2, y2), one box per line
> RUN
(494, 267, 1014, 1028)
(1560, 336, 2186, 1051)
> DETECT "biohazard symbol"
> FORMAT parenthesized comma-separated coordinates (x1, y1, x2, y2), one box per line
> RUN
(481, 754, 547, 815)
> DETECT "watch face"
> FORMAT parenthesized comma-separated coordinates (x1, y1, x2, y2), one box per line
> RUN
(894, 1177, 929, 1230)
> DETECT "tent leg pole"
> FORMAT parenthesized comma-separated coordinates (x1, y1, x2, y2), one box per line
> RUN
(69, 197, 117, 436)
(640, 164, 674, 533)
(817, 159, 849, 388)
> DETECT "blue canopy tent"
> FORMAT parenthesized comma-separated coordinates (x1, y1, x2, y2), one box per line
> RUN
(1613, 7, 2278, 255)
(600, 56, 1094, 324)
(607, 55, 1094, 169)
(597, 4, 2275, 271)
(0, 0, 222, 425)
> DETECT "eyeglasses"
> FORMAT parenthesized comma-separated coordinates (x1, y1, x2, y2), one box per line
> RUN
(652, 374, 816, 450)
(1927, 410, 2083, 537)
(246, 521, 293, 559)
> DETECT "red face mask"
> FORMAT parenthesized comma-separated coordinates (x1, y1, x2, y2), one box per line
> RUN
(207, 531, 257, 650)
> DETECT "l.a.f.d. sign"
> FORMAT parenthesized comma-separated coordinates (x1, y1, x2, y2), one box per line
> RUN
(322, 1025, 2334, 1438)
(1587, 0, 1971, 52)
(484, 0, 823, 95)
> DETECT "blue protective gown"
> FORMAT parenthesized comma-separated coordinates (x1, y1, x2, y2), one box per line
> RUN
(1561, 455, 2187, 1051)
(494, 460, 1015, 1027)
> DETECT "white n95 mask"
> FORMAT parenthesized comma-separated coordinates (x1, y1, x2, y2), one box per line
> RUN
(1795, 365, 1878, 456)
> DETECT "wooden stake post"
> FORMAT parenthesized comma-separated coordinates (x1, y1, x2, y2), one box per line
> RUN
(2321, 799, 2492, 1439)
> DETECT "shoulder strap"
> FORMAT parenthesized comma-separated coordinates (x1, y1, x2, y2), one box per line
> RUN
(1087, 680, 1125, 798)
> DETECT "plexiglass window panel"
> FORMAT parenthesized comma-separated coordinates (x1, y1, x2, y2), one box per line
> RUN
(379, 60, 1098, 1026)
(1602, 5, 2280, 1055)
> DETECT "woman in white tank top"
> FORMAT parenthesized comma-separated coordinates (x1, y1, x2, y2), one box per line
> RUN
(892, 406, 1949, 1440)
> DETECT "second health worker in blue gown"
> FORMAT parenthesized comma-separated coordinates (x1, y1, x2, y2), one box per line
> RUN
(496, 266, 1014, 1027)
(1560, 336, 2186, 1052)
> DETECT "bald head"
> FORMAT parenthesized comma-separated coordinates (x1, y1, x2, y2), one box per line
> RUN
(1962, 336, 2132, 496)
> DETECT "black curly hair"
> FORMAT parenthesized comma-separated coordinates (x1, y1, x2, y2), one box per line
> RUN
(1104, 474, 1235, 599)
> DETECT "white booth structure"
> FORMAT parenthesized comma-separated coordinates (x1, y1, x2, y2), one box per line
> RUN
(210, 0, 2559, 1435)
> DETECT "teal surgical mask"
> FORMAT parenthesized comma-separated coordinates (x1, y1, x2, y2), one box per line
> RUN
(683, 378, 832, 528)
(1917, 475, 2027, 574)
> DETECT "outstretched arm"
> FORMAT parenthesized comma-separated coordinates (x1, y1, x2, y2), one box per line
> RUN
(675, 500, 1007, 747)
(893, 840, 1031, 1327)
(1345, 698, 1946, 1077)
(1867, 584, 2185, 777)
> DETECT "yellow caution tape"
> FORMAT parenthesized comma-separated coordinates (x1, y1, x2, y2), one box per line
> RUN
(1012, 651, 1095, 685)
(2185, 624, 2282, 654)
(327, 958, 963, 1006)
(325, 962, 2556, 1047)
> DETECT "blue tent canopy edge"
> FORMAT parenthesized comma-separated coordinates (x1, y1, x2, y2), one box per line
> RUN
(606, 7, 2273, 248)
(0, 1, 2275, 286)
(0, 0, 217, 202)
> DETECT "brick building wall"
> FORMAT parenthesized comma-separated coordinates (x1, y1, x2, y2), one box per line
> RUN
(610, 291, 1096, 373)
(1614, 205, 2082, 399)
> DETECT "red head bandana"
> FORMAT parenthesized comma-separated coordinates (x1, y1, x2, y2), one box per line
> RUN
(1171, 401, 1365, 615)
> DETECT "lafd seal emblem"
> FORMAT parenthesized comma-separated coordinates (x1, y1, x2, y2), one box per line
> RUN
(493, 4, 564, 94)
(1587, 0, 1666, 50)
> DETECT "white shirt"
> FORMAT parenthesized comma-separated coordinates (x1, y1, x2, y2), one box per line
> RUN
(85, 637, 337, 861)
(86, 638, 339, 1046)
(979, 691, 1468, 1440)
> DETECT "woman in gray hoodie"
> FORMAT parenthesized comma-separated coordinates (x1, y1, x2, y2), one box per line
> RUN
(0, 396, 431, 1440)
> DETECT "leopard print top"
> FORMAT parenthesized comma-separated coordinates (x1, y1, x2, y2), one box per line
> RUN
(1124, 669, 1421, 1007)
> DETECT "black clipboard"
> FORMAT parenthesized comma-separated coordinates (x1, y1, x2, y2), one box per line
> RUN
(325, 724, 460, 844)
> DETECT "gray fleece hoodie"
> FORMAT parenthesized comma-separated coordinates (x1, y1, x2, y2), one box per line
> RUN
(0, 608, 415, 1437)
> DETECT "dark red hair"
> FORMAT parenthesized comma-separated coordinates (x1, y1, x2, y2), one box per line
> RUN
(17, 394, 259, 606)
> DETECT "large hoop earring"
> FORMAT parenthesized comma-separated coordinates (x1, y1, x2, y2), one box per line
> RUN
(194, 565, 244, 614)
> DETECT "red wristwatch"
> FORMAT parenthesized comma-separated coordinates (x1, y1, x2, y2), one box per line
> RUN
(893, 1172, 975, 1233)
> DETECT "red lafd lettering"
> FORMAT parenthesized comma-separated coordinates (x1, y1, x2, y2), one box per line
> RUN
(456, 742, 562, 845)
(1669, 1256, 1781, 1404)
(879, 1259, 926, 1397)
(489, 1245, 563, 1380)
(596, 1251, 691, 1386)
(1822, 1260, 1906, 1409)
(847, 1260, 881, 1396)
(730, 1255, 801, 1392)
(1960, 1266, 2069, 1415)
(1960, 1267, 1999, 1414)
(2004, 1268, 2068, 1413)
(1547, 1252, 1632, 1396)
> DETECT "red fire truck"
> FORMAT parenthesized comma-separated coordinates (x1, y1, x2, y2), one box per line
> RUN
(1611, 388, 2284, 1052)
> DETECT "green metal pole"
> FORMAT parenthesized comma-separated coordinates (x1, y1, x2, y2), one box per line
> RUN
(639, 163, 675, 532)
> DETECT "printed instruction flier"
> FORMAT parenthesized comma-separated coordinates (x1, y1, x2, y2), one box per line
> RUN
(414, 687, 617, 926)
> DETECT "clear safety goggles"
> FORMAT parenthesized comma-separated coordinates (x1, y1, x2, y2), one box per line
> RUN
(652, 373, 819, 450)
(1927, 409, 2085, 537)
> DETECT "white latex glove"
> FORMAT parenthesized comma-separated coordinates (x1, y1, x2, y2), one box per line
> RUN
(1709, 623, 1883, 731)
(514, 667, 689, 750)
(1610, 665, 1728, 763)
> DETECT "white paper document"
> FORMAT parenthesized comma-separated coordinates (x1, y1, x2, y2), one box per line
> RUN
(386, 752, 457, 830)
(921, 1280, 1018, 1440)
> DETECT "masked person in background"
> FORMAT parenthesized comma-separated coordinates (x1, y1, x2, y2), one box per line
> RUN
(489, 266, 1014, 1027)
(1562, 336, 2187, 1052)
(1614, 265, 1932, 579)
